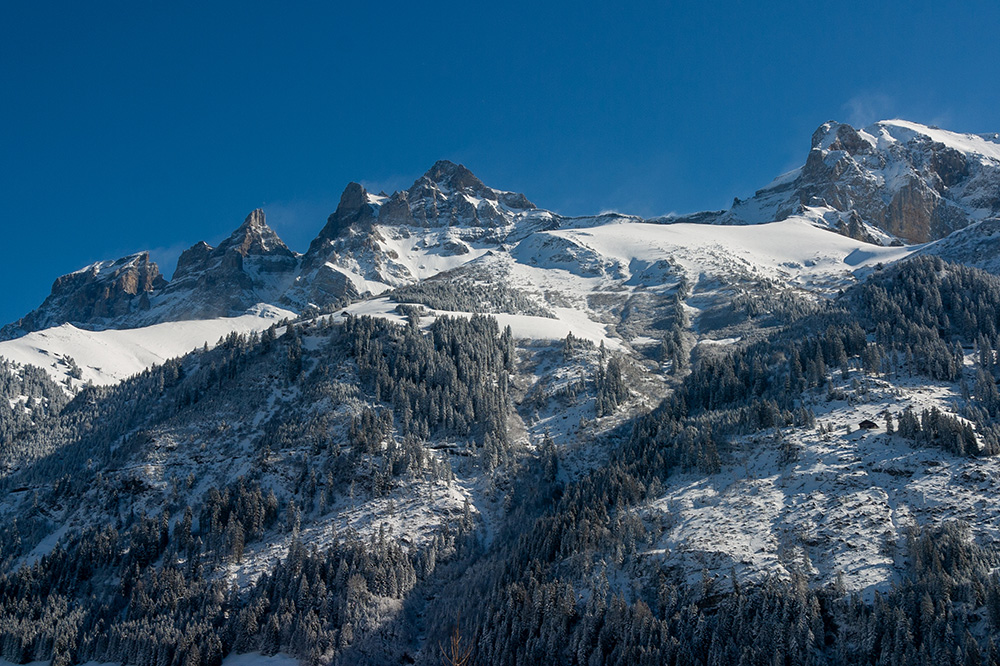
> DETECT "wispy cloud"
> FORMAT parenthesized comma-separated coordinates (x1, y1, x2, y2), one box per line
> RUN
(360, 173, 415, 196)
(148, 243, 189, 280)
(843, 92, 895, 127)
(927, 110, 955, 130)
(259, 199, 339, 253)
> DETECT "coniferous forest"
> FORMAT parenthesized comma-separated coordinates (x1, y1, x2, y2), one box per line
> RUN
(1, 256, 1000, 665)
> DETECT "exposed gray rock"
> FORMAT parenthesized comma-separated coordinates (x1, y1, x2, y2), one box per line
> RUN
(286, 163, 547, 309)
(156, 209, 299, 320)
(0, 253, 166, 339)
(677, 120, 1000, 244)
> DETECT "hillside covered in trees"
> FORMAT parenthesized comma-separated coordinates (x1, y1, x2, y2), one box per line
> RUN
(1, 254, 1000, 665)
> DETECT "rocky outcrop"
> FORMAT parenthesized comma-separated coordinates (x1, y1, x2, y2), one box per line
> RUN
(0, 253, 166, 339)
(678, 120, 1000, 244)
(285, 162, 546, 310)
(313, 183, 379, 246)
(402, 160, 535, 228)
(0, 209, 306, 338)
(158, 209, 299, 320)
(173, 208, 295, 279)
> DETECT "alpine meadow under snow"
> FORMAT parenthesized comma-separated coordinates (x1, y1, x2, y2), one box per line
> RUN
(3, 119, 1000, 665)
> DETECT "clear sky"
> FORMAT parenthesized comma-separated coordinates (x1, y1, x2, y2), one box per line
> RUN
(3, 1, 1000, 326)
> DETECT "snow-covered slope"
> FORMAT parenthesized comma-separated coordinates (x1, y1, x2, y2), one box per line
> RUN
(918, 217, 1000, 273)
(3, 211, 911, 392)
(492, 214, 916, 345)
(641, 363, 999, 601)
(0, 304, 293, 388)
(325, 214, 916, 363)
(520, 216, 912, 290)
(6, 127, 1000, 664)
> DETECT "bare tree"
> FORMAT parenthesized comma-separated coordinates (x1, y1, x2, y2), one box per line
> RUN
(440, 615, 473, 666)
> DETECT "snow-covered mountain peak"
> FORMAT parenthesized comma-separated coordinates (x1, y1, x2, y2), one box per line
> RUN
(402, 160, 536, 227)
(419, 159, 487, 194)
(685, 118, 1000, 244)
(812, 118, 1000, 163)
(810, 120, 878, 154)
(68, 251, 152, 278)
(412, 160, 534, 208)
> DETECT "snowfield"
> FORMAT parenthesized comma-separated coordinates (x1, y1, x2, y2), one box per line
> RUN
(0, 304, 294, 389)
(536, 216, 914, 291)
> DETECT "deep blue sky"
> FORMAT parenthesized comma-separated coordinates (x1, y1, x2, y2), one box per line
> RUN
(3, 1, 1000, 325)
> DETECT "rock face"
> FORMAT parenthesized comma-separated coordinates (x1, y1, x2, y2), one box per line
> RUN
(400, 160, 535, 227)
(310, 182, 379, 251)
(1, 210, 301, 338)
(0, 253, 167, 339)
(679, 119, 1000, 244)
(2, 163, 550, 335)
(284, 161, 548, 310)
(156, 209, 300, 320)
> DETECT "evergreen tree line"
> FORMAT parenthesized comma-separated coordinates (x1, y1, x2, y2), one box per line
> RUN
(420, 257, 1000, 665)
(389, 280, 554, 318)
(2, 256, 1000, 665)
(0, 310, 512, 664)
(0, 469, 471, 666)
(342, 314, 515, 469)
(0, 359, 68, 447)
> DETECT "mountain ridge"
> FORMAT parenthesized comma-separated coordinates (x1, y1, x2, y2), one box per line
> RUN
(8, 118, 1000, 343)
(4, 120, 1000, 666)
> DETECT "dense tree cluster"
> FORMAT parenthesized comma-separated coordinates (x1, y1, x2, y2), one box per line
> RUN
(0, 359, 68, 446)
(0, 467, 469, 666)
(595, 351, 630, 418)
(390, 281, 554, 318)
(893, 406, 984, 456)
(343, 314, 515, 467)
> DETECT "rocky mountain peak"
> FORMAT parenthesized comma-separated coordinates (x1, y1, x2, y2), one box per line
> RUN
(243, 207, 266, 230)
(810, 121, 874, 155)
(398, 161, 536, 228)
(337, 182, 369, 214)
(419, 160, 489, 195)
(307, 182, 379, 254)
(0, 252, 167, 339)
(219, 208, 295, 258)
(173, 209, 295, 283)
(679, 118, 1000, 244)
(408, 160, 535, 212)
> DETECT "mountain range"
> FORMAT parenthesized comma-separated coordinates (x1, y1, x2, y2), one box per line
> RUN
(2, 119, 1000, 666)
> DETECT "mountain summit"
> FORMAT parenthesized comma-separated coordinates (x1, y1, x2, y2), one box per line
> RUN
(679, 119, 1000, 243)
(0, 252, 166, 339)
(7, 121, 1000, 340)
(158, 208, 299, 320)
